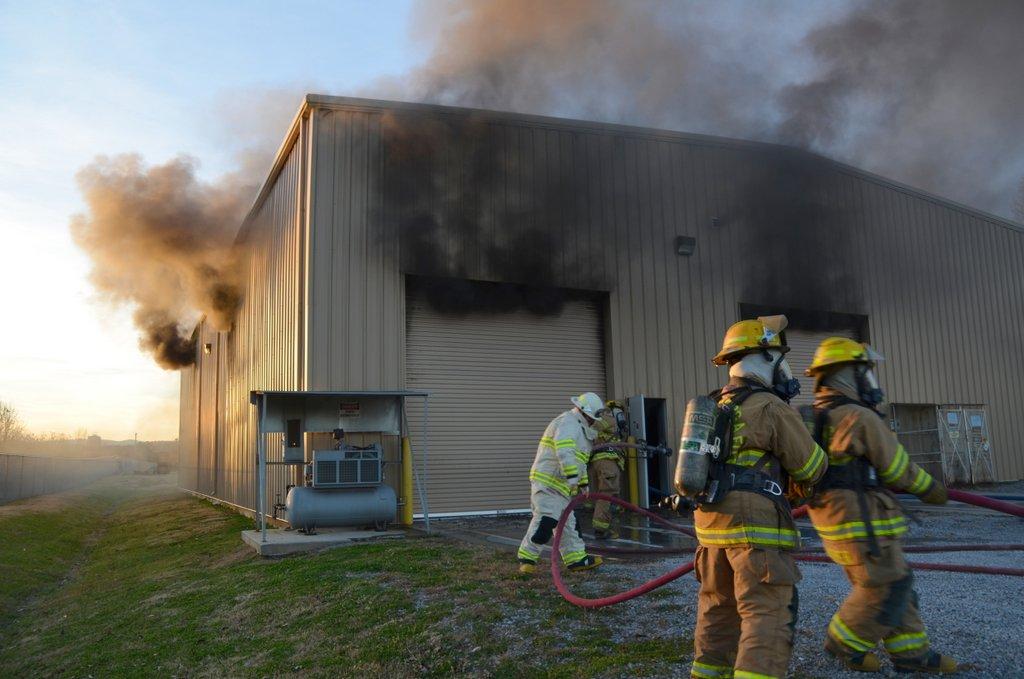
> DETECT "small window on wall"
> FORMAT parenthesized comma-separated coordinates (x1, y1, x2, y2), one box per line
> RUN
(946, 412, 960, 427)
(969, 414, 984, 430)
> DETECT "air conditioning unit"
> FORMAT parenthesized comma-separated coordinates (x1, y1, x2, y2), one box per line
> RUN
(310, 445, 383, 489)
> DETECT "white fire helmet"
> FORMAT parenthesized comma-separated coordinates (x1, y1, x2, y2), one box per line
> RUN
(571, 392, 606, 421)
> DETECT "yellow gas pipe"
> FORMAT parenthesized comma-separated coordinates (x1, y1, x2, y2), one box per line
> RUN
(626, 435, 640, 506)
(400, 436, 414, 527)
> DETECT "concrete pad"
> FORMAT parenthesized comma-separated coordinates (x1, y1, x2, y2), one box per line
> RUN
(241, 527, 406, 556)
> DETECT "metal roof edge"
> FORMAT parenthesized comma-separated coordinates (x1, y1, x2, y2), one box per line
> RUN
(304, 93, 778, 152)
(822, 159, 1024, 234)
(303, 93, 1024, 235)
(234, 96, 312, 244)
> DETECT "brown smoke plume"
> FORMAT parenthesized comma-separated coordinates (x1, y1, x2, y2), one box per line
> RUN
(71, 154, 253, 369)
(386, 0, 1024, 219)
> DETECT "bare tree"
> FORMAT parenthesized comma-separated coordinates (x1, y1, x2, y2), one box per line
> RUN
(1014, 176, 1024, 223)
(0, 400, 25, 447)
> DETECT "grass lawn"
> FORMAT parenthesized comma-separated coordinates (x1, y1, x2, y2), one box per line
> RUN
(0, 476, 691, 677)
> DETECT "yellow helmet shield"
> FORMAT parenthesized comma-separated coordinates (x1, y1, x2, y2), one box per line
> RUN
(712, 315, 790, 366)
(805, 337, 884, 376)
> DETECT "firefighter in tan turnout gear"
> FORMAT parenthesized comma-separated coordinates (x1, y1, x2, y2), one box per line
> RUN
(804, 338, 958, 674)
(517, 392, 606, 574)
(689, 317, 829, 679)
(588, 400, 628, 539)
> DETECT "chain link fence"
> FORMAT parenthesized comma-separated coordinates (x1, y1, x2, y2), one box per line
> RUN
(0, 454, 123, 504)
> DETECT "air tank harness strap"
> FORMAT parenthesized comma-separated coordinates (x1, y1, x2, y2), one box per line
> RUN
(812, 402, 881, 558)
(716, 457, 790, 510)
(816, 460, 880, 491)
(702, 382, 788, 509)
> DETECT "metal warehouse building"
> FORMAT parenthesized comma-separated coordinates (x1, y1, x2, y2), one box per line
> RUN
(179, 94, 1024, 520)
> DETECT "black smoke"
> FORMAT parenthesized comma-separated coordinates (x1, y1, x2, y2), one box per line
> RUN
(385, 0, 1024, 219)
(408, 276, 593, 316)
(728, 148, 862, 315)
(381, 111, 603, 314)
(775, 0, 1024, 219)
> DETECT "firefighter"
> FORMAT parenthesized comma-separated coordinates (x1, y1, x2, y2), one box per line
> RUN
(589, 400, 628, 539)
(517, 392, 606, 574)
(804, 337, 958, 674)
(691, 316, 829, 679)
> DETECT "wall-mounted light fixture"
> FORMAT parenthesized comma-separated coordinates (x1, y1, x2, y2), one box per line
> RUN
(203, 343, 213, 355)
(675, 235, 697, 256)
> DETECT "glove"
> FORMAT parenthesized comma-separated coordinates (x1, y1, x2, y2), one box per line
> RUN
(920, 481, 948, 505)
(787, 478, 815, 503)
(658, 494, 695, 513)
(568, 478, 580, 495)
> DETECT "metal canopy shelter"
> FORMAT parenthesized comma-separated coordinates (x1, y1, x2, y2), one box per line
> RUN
(249, 390, 431, 543)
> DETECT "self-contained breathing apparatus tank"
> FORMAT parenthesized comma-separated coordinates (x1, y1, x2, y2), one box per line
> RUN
(674, 396, 722, 498)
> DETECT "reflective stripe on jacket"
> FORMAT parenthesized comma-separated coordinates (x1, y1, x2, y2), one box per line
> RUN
(529, 409, 593, 496)
(590, 413, 626, 469)
(694, 385, 828, 551)
(808, 389, 937, 546)
(726, 401, 828, 483)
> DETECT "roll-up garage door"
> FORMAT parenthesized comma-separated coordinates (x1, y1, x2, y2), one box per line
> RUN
(785, 328, 858, 408)
(405, 289, 607, 515)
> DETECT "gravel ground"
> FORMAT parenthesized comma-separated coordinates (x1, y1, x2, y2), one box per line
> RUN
(453, 484, 1024, 678)
(601, 503, 1023, 678)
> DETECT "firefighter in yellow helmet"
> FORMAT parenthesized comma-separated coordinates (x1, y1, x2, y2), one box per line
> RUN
(517, 392, 605, 575)
(690, 316, 828, 679)
(588, 400, 628, 539)
(803, 338, 958, 674)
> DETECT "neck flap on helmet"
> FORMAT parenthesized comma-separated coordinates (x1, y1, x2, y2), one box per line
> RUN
(821, 363, 884, 408)
(730, 349, 801, 402)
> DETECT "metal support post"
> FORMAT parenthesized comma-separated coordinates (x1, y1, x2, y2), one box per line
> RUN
(259, 395, 267, 543)
(420, 397, 431, 534)
(401, 435, 415, 527)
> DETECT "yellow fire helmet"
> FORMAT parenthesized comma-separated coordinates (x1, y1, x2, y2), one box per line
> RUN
(712, 315, 790, 366)
(805, 337, 885, 376)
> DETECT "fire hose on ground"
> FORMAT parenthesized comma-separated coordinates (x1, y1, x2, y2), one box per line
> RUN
(550, 490, 1024, 609)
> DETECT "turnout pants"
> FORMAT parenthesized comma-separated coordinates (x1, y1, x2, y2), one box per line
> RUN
(517, 485, 587, 566)
(589, 458, 621, 532)
(692, 546, 800, 679)
(824, 539, 930, 659)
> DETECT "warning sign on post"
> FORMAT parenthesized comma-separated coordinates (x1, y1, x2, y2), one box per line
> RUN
(339, 401, 361, 418)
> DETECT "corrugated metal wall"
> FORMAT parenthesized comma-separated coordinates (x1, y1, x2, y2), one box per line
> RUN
(302, 98, 1024, 483)
(178, 342, 199, 492)
(179, 122, 307, 510)
(306, 107, 403, 391)
(188, 96, 1023, 516)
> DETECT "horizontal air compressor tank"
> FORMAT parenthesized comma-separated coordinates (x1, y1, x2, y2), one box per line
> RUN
(286, 485, 397, 531)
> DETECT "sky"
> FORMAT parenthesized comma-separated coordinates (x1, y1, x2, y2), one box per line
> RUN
(0, 1, 419, 440)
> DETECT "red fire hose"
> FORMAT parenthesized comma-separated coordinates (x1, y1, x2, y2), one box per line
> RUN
(551, 490, 1024, 609)
(551, 493, 695, 608)
(793, 554, 1024, 577)
(948, 488, 1024, 517)
(592, 542, 1024, 557)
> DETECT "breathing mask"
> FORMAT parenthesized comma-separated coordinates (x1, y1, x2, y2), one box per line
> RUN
(612, 408, 628, 438)
(856, 365, 884, 406)
(770, 352, 801, 402)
